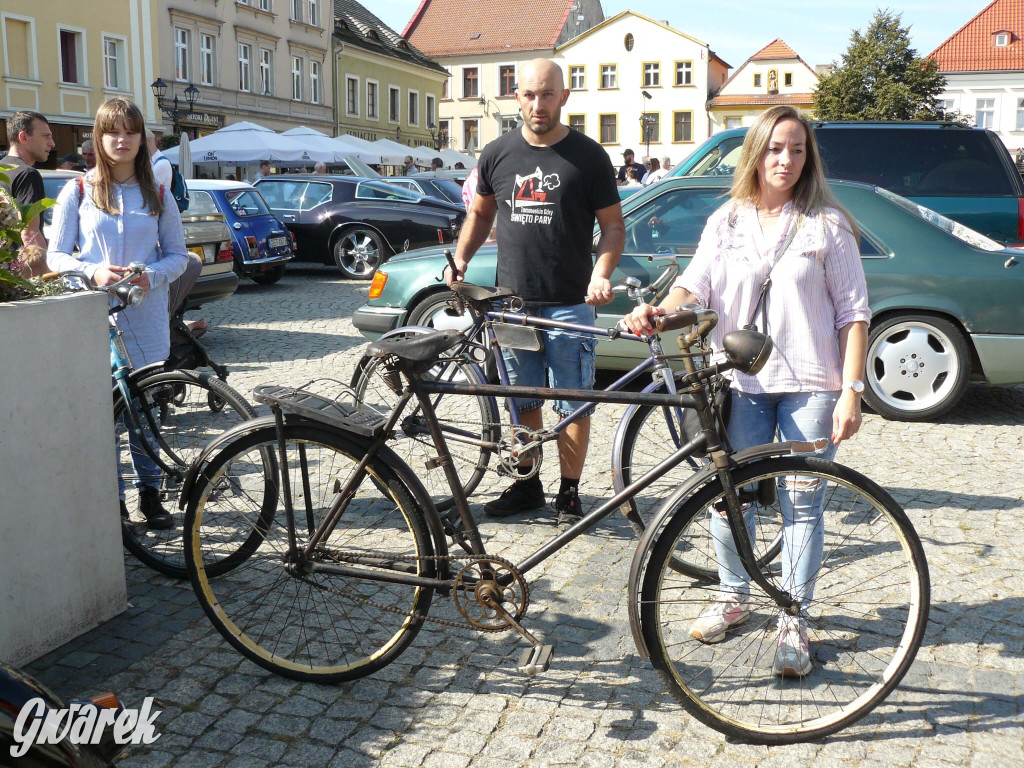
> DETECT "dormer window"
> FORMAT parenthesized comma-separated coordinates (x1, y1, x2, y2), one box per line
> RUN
(995, 32, 1010, 47)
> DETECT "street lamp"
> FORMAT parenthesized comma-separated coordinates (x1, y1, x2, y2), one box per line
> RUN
(151, 78, 200, 134)
(428, 122, 445, 152)
(640, 89, 654, 160)
(478, 94, 501, 117)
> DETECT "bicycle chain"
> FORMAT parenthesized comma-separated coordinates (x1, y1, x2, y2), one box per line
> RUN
(305, 548, 527, 633)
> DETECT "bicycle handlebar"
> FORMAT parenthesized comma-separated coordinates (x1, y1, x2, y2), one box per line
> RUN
(56, 262, 147, 313)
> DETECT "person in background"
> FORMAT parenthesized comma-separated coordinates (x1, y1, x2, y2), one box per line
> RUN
(0, 110, 54, 248)
(621, 105, 870, 678)
(253, 160, 271, 182)
(59, 153, 86, 171)
(146, 129, 206, 342)
(448, 58, 624, 527)
(47, 98, 190, 530)
(641, 157, 660, 185)
(454, 161, 466, 170)
(313, 162, 327, 174)
(645, 156, 669, 186)
(402, 156, 415, 175)
(617, 148, 645, 184)
(431, 157, 444, 170)
(81, 139, 97, 170)
(623, 166, 643, 188)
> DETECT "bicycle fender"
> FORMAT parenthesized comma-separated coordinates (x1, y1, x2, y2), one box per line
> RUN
(625, 440, 814, 660)
(110, 361, 174, 401)
(177, 414, 452, 569)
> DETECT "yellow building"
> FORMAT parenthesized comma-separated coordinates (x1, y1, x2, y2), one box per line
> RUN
(1, 0, 160, 161)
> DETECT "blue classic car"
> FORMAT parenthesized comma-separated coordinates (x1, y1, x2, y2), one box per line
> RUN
(185, 180, 294, 285)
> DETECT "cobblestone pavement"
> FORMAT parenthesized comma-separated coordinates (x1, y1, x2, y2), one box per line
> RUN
(28, 265, 1024, 767)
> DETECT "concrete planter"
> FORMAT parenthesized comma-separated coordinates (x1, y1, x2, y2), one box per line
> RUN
(0, 291, 126, 665)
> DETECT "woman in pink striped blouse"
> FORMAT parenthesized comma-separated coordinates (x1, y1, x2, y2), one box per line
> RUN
(622, 105, 870, 677)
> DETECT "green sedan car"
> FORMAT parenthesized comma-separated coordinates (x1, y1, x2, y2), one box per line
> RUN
(352, 176, 1024, 421)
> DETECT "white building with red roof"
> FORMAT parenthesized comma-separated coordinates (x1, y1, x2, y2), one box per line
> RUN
(402, 0, 605, 152)
(929, 0, 1024, 154)
(707, 39, 818, 133)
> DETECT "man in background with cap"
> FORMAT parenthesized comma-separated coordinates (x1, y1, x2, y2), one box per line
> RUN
(617, 148, 645, 184)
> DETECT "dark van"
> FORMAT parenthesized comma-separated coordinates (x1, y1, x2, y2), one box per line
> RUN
(669, 122, 1024, 243)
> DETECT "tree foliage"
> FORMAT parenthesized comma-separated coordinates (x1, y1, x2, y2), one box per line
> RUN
(814, 10, 956, 122)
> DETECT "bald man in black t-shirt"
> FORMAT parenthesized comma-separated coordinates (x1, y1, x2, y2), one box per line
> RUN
(449, 58, 625, 526)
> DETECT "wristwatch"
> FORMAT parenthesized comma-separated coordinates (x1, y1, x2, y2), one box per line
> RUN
(843, 379, 865, 394)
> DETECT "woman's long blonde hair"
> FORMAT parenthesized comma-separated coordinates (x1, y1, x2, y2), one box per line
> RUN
(730, 106, 857, 237)
(88, 98, 163, 216)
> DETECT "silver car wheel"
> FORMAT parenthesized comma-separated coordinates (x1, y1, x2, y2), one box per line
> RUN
(335, 229, 388, 279)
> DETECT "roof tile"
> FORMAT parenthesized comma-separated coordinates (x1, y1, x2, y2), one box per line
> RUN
(928, 0, 1024, 71)
(750, 38, 800, 61)
(403, 0, 576, 56)
(709, 93, 814, 106)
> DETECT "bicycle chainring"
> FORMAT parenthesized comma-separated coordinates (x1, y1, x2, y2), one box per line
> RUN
(452, 555, 529, 632)
(494, 427, 543, 479)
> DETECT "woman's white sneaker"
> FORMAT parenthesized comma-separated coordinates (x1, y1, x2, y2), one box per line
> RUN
(688, 597, 751, 644)
(773, 616, 812, 677)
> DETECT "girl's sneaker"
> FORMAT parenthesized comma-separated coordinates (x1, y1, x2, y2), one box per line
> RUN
(773, 616, 812, 677)
(688, 597, 751, 643)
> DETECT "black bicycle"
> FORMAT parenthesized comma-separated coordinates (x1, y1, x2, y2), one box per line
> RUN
(180, 307, 930, 744)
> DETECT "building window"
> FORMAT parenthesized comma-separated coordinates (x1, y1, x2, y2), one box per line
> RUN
(407, 91, 419, 125)
(425, 94, 435, 125)
(601, 64, 617, 89)
(784, 72, 793, 87)
(499, 65, 516, 96)
(200, 34, 215, 86)
(3, 18, 36, 80)
(259, 0, 271, 10)
(310, 60, 321, 103)
(643, 63, 660, 87)
(59, 29, 83, 83)
(642, 112, 660, 143)
(624, 33, 634, 51)
(1016, 99, 1024, 130)
(500, 117, 517, 134)
(441, 72, 449, 99)
(290, 0, 301, 21)
(570, 65, 585, 90)
(725, 116, 742, 129)
(673, 111, 693, 142)
(346, 76, 359, 115)
(674, 61, 691, 86)
(102, 37, 125, 91)
(307, 0, 319, 26)
(367, 81, 379, 119)
(600, 114, 617, 144)
(291, 56, 302, 100)
(259, 49, 272, 95)
(569, 114, 585, 133)
(238, 43, 251, 92)
(995, 32, 1010, 47)
(976, 98, 995, 128)
(174, 28, 189, 82)
(463, 119, 479, 151)
(389, 86, 400, 122)
(462, 67, 478, 98)
(438, 119, 450, 147)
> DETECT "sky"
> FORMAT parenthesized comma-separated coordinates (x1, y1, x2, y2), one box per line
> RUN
(370, 0, 994, 69)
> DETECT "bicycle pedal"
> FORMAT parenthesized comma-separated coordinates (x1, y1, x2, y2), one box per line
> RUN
(517, 644, 554, 674)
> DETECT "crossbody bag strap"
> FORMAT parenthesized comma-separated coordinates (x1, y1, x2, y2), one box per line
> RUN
(744, 213, 804, 332)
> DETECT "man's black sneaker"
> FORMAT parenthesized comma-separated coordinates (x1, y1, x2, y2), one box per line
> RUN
(555, 487, 584, 527)
(138, 486, 174, 530)
(484, 475, 546, 518)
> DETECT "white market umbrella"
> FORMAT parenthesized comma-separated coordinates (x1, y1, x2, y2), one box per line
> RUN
(177, 133, 192, 179)
(370, 138, 419, 166)
(440, 147, 477, 168)
(282, 126, 380, 164)
(164, 121, 307, 165)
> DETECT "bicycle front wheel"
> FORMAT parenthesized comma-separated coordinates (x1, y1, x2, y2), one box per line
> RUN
(116, 369, 260, 579)
(184, 423, 436, 683)
(639, 456, 929, 744)
(353, 351, 499, 512)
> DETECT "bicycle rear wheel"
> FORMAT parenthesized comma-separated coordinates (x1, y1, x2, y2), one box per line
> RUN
(116, 369, 264, 579)
(353, 351, 500, 512)
(184, 423, 436, 683)
(616, 381, 782, 579)
(639, 456, 929, 744)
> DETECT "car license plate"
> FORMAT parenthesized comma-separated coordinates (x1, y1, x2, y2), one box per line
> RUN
(268, 236, 288, 249)
(188, 245, 207, 262)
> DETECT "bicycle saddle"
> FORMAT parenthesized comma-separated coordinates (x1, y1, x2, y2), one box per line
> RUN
(367, 329, 464, 364)
(722, 329, 773, 375)
(451, 283, 519, 302)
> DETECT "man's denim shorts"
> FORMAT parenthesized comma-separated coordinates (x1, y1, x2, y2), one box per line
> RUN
(499, 303, 597, 418)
